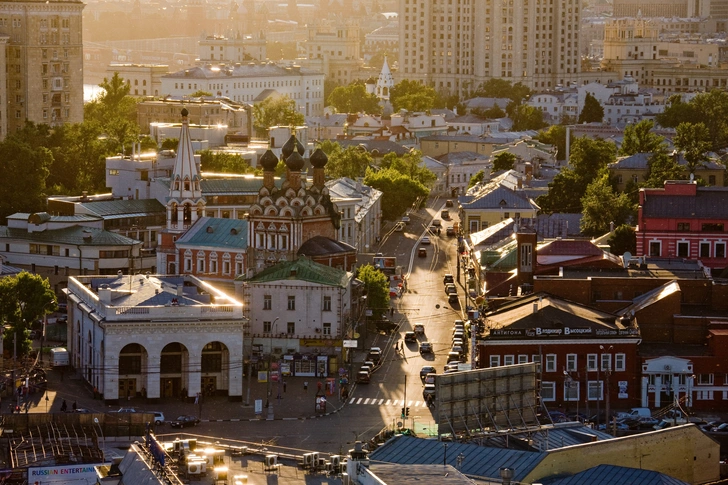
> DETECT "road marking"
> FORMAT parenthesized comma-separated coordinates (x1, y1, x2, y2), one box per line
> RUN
(363, 398, 370, 405)
(385, 399, 392, 405)
(408, 400, 414, 406)
(356, 398, 363, 404)
(415, 401, 423, 407)
(378, 399, 384, 405)
(349, 398, 356, 404)
(370, 399, 378, 405)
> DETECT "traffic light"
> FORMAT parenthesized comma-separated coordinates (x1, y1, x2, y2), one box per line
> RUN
(405, 407, 410, 417)
(401, 407, 405, 418)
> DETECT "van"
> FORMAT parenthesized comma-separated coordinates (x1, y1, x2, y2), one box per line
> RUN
(617, 407, 651, 420)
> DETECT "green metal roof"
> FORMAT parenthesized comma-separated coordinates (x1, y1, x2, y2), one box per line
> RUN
(0, 226, 140, 246)
(175, 217, 249, 249)
(240, 256, 350, 287)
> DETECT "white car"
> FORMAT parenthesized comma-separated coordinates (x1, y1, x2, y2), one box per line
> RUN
(152, 411, 165, 425)
(421, 236, 431, 245)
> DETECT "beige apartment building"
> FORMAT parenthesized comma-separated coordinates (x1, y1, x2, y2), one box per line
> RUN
(0, 0, 85, 139)
(107, 63, 169, 97)
(302, 19, 363, 86)
(397, 0, 581, 96)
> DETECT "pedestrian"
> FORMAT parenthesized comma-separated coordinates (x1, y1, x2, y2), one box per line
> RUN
(283, 381, 287, 393)
(194, 393, 199, 405)
(304, 381, 308, 392)
(72, 401, 77, 412)
(93, 386, 98, 400)
(394, 341, 399, 352)
(390, 306, 394, 317)
(60, 399, 67, 412)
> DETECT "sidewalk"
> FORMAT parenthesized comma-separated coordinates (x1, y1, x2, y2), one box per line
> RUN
(20, 366, 351, 422)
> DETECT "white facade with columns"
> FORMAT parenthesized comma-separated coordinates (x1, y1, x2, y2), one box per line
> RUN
(64, 273, 244, 402)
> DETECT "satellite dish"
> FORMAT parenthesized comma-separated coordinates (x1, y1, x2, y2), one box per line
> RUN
(623, 251, 632, 268)
(353, 333, 360, 339)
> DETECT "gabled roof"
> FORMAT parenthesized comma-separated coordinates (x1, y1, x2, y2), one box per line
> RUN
(240, 256, 351, 287)
(610, 152, 724, 170)
(460, 183, 539, 211)
(297, 236, 355, 257)
(617, 280, 681, 317)
(0, 226, 140, 246)
(78, 198, 165, 217)
(538, 464, 690, 485)
(174, 217, 248, 250)
(537, 239, 604, 257)
(469, 218, 515, 248)
(437, 151, 490, 165)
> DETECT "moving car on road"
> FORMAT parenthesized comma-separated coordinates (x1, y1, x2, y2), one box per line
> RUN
(404, 331, 417, 343)
(418, 247, 427, 258)
(419, 341, 433, 354)
(421, 236, 431, 245)
(170, 415, 200, 428)
(420, 366, 436, 379)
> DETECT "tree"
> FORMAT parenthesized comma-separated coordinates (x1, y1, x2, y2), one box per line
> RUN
(325, 145, 373, 179)
(656, 90, 728, 150)
(643, 151, 685, 188)
(199, 150, 259, 174)
(357, 264, 390, 320)
(0, 137, 53, 222)
(189, 90, 213, 97)
(471, 105, 505, 119)
(252, 95, 305, 138)
(161, 138, 179, 150)
(390, 80, 437, 112)
(468, 170, 486, 188)
(327, 83, 382, 114)
(674, 122, 712, 174)
(510, 104, 547, 131)
(580, 172, 635, 237)
(578, 92, 604, 124)
(379, 150, 436, 187)
(0, 272, 56, 357)
(608, 224, 637, 256)
(364, 167, 430, 220)
(569, 137, 617, 182)
(472, 79, 531, 103)
(493, 152, 517, 172)
(537, 124, 570, 161)
(619, 120, 666, 156)
(85, 72, 139, 127)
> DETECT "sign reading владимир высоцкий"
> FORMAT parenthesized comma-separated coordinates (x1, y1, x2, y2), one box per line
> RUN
(28, 464, 99, 484)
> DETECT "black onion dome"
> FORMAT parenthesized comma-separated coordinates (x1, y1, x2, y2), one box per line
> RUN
(310, 148, 328, 168)
(286, 150, 305, 171)
(281, 134, 298, 160)
(259, 149, 279, 171)
(181, 108, 189, 117)
(295, 137, 305, 156)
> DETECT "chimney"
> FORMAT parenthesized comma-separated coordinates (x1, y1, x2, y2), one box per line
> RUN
(98, 285, 111, 304)
(177, 284, 184, 296)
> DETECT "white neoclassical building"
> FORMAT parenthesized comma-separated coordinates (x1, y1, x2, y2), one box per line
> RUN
(65, 274, 244, 403)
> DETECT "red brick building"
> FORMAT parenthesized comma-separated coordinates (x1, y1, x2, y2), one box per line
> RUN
(637, 180, 728, 274)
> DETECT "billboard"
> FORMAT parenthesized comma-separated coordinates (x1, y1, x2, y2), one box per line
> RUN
(435, 363, 539, 436)
(29, 465, 98, 484)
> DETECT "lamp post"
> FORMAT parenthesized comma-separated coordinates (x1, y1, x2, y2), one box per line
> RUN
(564, 370, 578, 418)
(600, 345, 613, 432)
(93, 418, 105, 464)
(266, 317, 279, 413)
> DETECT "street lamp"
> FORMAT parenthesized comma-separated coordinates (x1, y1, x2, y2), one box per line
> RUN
(600, 345, 613, 432)
(266, 317, 280, 412)
(564, 370, 578, 418)
(93, 418, 105, 464)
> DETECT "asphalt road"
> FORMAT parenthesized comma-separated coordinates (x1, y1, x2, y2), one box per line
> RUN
(191, 197, 466, 454)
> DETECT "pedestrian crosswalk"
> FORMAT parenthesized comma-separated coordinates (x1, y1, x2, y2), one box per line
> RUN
(348, 397, 430, 408)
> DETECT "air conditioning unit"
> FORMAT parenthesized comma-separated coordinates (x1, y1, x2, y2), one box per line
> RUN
(264, 455, 278, 468)
(331, 455, 341, 468)
(303, 453, 314, 467)
(188, 461, 206, 475)
(664, 365, 671, 370)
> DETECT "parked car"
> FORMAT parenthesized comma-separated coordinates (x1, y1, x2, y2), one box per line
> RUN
(445, 284, 457, 295)
(113, 407, 138, 413)
(360, 361, 376, 374)
(431, 219, 442, 227)
(367, 347, 382, 364)
(424, 373, 436, 385)
(74, 408, 91, 414)
(418, 247, 427, 258)
(413, 323, 425, 335)
(356, 371, 371, 384)
(29, 330, 40, 340)
(420, 365, 436, 380)
(445, 199, 454, 207)
(446, 226, 456, 237)
(443, 363, 459, 373)
(401, 216, 411, 224)
(421, 236, 431, 245)
(448, 294, 459, 304)
(443, 274, 454, 285)
(441, 209, 450, 220)
(422, 383, 436, 399)
(404, 331, 417, 343)
(447, 351, 462, 363)
(419, 342, 433, 354)
(152, 412, 165, 425)
(170, 415, 200, 428)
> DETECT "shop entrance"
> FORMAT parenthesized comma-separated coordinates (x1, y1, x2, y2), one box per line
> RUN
(161, 377, 181, 398)
(118, 378, 136, 400)
(202, 376, 217, 396)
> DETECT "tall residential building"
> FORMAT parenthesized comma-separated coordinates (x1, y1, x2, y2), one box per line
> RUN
(0, 0, 84, 139)
(613, 0, 710, 18)
(398, 0, 581, 95)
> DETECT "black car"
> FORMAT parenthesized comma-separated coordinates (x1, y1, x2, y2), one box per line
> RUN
(404, 331, 417, 343)
(170, 415, 200, 428)
(420, 365, 436, 379)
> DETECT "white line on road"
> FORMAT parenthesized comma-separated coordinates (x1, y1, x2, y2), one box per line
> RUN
(363, 398, 370, 405)
(356, 398, 362, 404)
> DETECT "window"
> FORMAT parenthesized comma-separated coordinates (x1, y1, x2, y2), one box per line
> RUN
(566, 354, 577, 372)
(504, 355, 515, 366)
(323, 296, 332, 311)
(677, 241, 689, 257)
(263, 295, 272, 310)
(209, 259, 217, 274)
(677, 222, 690, 231)
(531, 354, 541, 364)
(702, 223, 724, 231)
(700, 242, 710, 258)
(184, 257, 192, 272)
(489, 355, 501, 367)
(323, 322, 331, 335)
(716, 243, 726, 259)
(541, 381, 556, 401)
(564, 380, 579, 401)
(545, 354, 557, 372)
(287, 295, 295, 311)
(649, 241, 661, 257)
(287, 321, 295, 334)
(615, 353, 626, 371)
(263, 321, 272, 333)
(518, 355, 529, 364)
(587, 380, 603, 400)
(698, 373, 714, 385)
(601, 353, 612, 371)
(197, 257, 205, 273)
(587, 354, 598, 371)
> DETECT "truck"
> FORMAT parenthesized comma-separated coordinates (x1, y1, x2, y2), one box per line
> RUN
(50, 347, 69, 367)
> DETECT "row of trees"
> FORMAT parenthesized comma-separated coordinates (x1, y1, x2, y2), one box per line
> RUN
(0, 272, 56, 357)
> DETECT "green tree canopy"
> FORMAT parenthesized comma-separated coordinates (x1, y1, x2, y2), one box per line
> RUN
(619, 120, 666, 156)
(252, 95, 305, 137)
(580, 172, 635, 237)
(608, 224, 637, 256)
(189, 90, 213, 97)
(643, 151, 685, 188)
(364, 167, 430, 220)
(327, 83, 382, 114)
(578, 92, 604, 124)
(357, 264, 390, 320)
(493, 152, 517, 172)
(199, 150, 259, 174)
(656, 90, 728, 150)
(161, 138, 179, 150)
(390, 80, 437, 112)
(379, 150, 436, 187)
(325, 145, 373, 179)
(0, 272, 56, 356)
(472, 79, 531, 103)
(471, 105, 506, 119)
(0, 135, 53, 222)
(510, 104, 548, 131)
(537, 124, 570, 161)
(468, 170, 486, 188)
(674, 122, 712, 174)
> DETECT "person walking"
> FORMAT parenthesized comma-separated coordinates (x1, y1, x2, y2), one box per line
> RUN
(60, 399, 67, 412)
(72, 401, 77, 412)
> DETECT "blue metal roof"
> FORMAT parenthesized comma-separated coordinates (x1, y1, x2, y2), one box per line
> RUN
(538, 464, 690, 485)
(175, 217, 248, 250)
(368, 435, 546, 482)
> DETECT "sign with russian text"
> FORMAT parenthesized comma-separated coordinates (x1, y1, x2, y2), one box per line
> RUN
(29, 465, 99, 484)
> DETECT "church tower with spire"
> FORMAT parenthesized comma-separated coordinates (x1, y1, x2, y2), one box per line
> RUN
(375, 56, 395, 115)
(167, 108, 205, 231)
